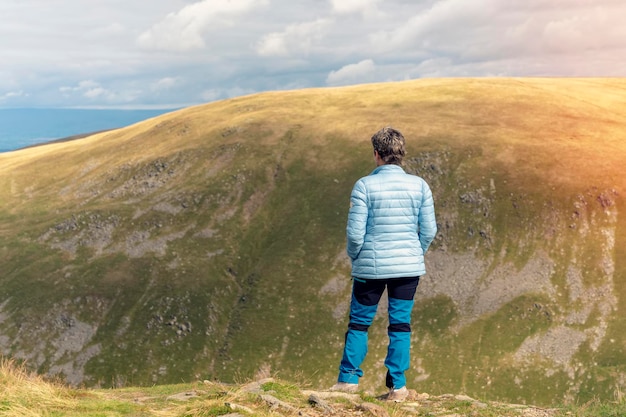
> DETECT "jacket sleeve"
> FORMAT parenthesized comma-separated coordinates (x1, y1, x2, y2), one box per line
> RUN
(418, 180, 437, 253)
(346, 180, 368, 261)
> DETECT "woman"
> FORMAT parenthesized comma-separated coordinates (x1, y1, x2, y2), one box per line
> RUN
(331, 127, 437, 402)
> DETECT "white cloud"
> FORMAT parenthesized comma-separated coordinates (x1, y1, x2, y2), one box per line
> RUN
(257, 18, 332, 57)
(89, 22, 126, 37)
(326, 59, 377, 86)
(541, 6, 626, 53)
(60, 80, 100, 94)
(58, 80, 139, 103)
(368, 0, 626, 67)
(330, 0, 381, 17)
(152, 77, 180, 91)
(369, 0, 499, 55)
(256, 32, 288, 56)
(201, 85, 253, 102)
(0, 91, 26, 101)
(200, 89, 222, 103)
(138, 0, 268, 51)
(0, 0, 625, 108)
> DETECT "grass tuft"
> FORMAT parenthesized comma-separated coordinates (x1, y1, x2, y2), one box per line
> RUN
(0, 358, 80, 416)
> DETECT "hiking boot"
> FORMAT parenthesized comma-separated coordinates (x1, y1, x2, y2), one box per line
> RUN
(329, 382, 359, 393)
(386, 386, 408, 402)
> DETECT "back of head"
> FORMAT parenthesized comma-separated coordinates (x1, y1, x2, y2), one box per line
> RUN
(371, 127, 406, 165)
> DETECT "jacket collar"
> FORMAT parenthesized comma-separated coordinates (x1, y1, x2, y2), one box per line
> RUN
(371, 164, 405, 175)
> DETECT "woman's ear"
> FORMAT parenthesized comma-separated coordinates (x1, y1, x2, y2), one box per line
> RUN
(373, 150, 384, 166)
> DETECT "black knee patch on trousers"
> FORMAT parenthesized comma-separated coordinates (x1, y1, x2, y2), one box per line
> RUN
(348, 323, 370, 332)
(388, 323, 411, 332)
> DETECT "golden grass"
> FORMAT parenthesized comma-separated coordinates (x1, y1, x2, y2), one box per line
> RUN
(0, 357, 77, 416)
(0, 356, 314, 417)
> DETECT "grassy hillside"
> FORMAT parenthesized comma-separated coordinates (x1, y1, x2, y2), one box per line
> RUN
(1, 78, 626, 407)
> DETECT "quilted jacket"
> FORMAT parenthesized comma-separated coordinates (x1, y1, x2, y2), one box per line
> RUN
(346, 164, 437, 279)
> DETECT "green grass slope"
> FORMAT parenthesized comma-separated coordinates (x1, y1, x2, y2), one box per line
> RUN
(1, 78, 625, 406)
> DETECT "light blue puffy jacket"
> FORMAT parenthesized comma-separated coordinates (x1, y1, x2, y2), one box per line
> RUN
(346, 164, 437, 279)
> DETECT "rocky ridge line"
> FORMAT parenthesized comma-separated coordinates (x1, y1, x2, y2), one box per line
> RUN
(161, 378, 561, 417)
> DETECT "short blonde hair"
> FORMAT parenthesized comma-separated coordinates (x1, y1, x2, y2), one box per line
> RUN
(371, 127, 405, 165)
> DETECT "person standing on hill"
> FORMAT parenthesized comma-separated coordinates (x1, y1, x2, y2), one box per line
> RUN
(330, 127, 437, 402)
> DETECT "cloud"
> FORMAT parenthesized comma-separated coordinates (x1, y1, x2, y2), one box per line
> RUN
(83, 87, 108, 99)
(89, 22, 126, 37)
(369, 0, 500, 56)
(151, 77, 180, 91)
(59, 80, 140, 103)
(0, 91, 26, 102)
(368, 0, 626, 67)
(541, 6, 626, 53)
(201, 85, 254, 102)
(138, 0, 268, 51)
(1, 0, 625, 109)
(257, 18, 332, 57)
(326, 59, 377, 86)
(330, 0, 381, 17)
(60, 80, 101, 95)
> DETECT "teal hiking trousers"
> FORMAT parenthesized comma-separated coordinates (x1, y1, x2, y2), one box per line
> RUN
(337, 277, 420, 389)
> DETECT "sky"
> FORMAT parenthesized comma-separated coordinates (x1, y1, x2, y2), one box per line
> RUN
(1, 0, 625, 109)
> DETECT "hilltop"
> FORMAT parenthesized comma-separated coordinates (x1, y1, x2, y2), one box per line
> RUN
(1, 78, 626, 407)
